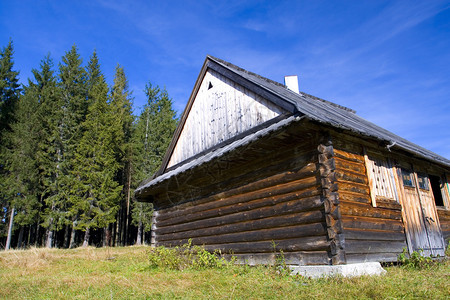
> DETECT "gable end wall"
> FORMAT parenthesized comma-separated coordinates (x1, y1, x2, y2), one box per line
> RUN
(167, 69, 287, 168)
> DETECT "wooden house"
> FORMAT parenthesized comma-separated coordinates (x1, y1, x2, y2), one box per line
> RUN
(135, 56, 450, 265)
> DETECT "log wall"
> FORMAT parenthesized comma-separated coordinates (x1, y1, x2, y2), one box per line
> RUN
(332, 137, 407, 263)
(149, 121, 448, 265)
(317, 136, 346, 265)
(153, 139, 331, 265)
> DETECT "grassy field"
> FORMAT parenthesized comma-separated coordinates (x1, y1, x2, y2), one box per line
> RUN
(0, 246, 448, 299)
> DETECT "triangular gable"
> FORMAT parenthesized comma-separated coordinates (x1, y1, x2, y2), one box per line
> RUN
(138, 55, 450, 199)
(164, 60, 288, 170)
(155, 56, 450, 179)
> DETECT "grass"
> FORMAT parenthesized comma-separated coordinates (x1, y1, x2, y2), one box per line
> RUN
(0, 246, 449, 299)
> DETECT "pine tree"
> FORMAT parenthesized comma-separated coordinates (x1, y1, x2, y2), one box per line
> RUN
(43, 45, 87, 248)
(131, 83, 177, 244)
(0, 40, 21, 248)
(4, 80, 41, 249)
(131, 201, 153, 245)
(110, 65, 134, 246)
(34, 55, 62, 247)
(72, 51, 122, 247)
(0, 39, 20, 143)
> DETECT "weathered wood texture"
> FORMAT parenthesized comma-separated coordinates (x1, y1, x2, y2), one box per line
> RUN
(400, 182, 445, 256)
(149, 121, 448, 265)
(150, 124, 319, 207)
(317, 137, 346, 265)
(437, 208, 450, 244)
(332, 138, 407, 262)
(152, 138, 331, 264)
(167, 69, 287, 167)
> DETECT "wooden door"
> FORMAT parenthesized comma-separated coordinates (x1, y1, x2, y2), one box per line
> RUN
(415, 173, 445, 256)
(397, 169, 445, 256)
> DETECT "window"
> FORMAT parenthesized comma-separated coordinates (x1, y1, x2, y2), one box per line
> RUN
(417, 173, 429, 190)
(401, 169, 414, 187)
(366, 156, 398, 202)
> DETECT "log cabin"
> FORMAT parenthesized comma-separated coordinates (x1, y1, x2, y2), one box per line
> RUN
(135, 55, 450, 265)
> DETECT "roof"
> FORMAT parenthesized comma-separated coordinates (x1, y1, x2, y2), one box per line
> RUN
(136, 56, 450, 199)
(204, 56, 449, 167)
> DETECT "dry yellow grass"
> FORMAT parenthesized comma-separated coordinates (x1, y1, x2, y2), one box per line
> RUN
(0, 246, 448, 299)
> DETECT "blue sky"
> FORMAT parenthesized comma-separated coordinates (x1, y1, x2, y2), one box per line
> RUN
(1, 1, 449, 159)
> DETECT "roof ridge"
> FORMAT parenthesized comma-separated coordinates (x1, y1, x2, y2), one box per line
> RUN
(207, 55, 288, 89)
(207, 55, 355, 113)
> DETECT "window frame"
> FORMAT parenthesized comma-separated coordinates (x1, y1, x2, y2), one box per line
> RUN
(416, 173, 429, 190)
(401, 169, 415, 188)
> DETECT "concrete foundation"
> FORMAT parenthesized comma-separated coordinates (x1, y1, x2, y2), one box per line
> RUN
(289, 262, 386, 278)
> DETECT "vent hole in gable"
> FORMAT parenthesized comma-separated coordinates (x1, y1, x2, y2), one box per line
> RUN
(208, 82, 213, 90)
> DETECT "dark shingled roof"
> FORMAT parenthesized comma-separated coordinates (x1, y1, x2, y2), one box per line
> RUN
(136, 56, 450, 198)
(207, 55, 450, 167)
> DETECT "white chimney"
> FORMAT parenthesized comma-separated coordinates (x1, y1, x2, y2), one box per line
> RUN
(284, 75, 299, 94)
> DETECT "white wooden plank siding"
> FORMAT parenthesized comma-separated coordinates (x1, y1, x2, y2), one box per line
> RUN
(167, 69, 286, 167)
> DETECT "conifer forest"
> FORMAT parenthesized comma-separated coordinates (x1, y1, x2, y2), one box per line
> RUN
(0, 40, 178, 249)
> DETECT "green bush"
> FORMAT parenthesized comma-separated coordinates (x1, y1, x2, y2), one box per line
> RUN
(397, 248, 434, 269)
(148, 246, 183, 270)
(148, 239, 232, 270)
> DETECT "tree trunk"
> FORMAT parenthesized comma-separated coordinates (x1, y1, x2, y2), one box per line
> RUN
(69, 221, 76, 248)
(117, 209, 123, 246)
(135, 220, 142, 246)
(46, 228, 53, 248)
(17, 226, 24, 249)
(30, 223, 36, 246)
(46, 203, 55, 248)
(27, 225, 32, 247)
(103, 226, 111, 247)
(112, 221, 117, 247)
(35, 222, 42, 247)
(63, 224, 70, 248)
(82, 227, 90, 247)
(125, 162, 131, 246)
(106, 226, 112, 247)
(5, 206, 15, 250)
(34, 206, 41, 247)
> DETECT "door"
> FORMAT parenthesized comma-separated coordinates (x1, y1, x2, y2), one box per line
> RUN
(415, 173, 446, 256)
(397, 169, 445, 257)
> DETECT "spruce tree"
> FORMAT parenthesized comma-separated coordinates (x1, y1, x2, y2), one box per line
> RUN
(4, 79, 41, 249)
(0, 40, 20, 143)
(110, 65, 134, 245)
(43, 45, 87, 248)
(34, 55, 62, 247)
(131, 83, 177, 244)
(0, 40, 21, 247)
(4, 55, 60, 249)
(72, 51, 121, 247)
